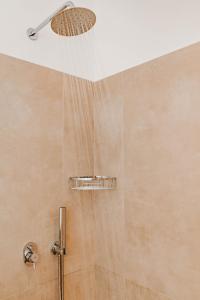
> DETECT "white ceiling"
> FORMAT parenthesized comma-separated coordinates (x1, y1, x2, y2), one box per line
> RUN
(0, 0, 200, 81)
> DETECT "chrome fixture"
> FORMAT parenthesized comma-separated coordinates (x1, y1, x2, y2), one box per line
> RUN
(51, 207, 66, 300)
(27, 1, 74, 40)
(23, 242, 39, 269)
(69, 176, 117, 190)
(27, 1, 96, 40)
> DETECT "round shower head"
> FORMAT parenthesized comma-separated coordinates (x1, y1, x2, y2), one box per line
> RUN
(51, 7, 96, 36)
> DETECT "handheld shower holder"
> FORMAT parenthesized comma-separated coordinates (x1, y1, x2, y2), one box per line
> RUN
(51, 241, 66, 256)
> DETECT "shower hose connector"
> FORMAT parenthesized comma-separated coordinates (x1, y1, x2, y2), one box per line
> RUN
(51, 241, 66, 256)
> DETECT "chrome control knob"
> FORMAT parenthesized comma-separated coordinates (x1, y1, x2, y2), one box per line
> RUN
(23, 242, 39, 267)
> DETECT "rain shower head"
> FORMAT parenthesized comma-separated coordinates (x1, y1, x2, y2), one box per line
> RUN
(51, 7, 96, 37)
(27, 1, 96, 40)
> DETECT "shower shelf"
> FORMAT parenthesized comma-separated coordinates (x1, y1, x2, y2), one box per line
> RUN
(69, 176, 117, 191)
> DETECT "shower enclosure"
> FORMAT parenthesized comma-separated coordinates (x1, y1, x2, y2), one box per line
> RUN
(1, 1, 200, 300)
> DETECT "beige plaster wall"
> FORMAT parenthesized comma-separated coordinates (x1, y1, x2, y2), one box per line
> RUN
(1, 41, 200, 300)
(93, 43, 200, 300)
(0, 54, 95, 300)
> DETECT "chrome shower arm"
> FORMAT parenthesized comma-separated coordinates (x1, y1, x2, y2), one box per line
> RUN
(27, 1, 75, 40)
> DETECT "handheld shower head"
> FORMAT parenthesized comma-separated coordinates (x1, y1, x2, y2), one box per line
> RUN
(27, 1, 96, 40)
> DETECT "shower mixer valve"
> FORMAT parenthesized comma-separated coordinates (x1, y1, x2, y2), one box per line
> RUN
(23, 242, 39, 269)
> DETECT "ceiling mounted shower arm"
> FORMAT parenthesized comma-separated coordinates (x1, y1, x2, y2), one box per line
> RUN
(27, 1, 75, 40)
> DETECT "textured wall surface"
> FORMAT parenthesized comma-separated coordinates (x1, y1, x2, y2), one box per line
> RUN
(0, 54, 95, 300)
(1, 42, 200, 300)
(93, 42, 200, 300)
